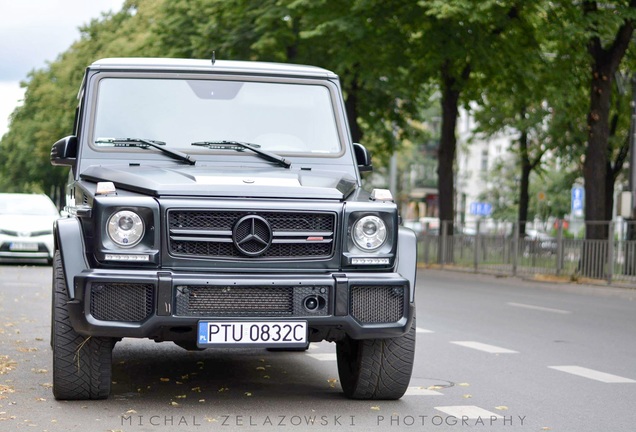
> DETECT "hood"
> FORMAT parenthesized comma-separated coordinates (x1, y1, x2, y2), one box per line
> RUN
(80, 164, 358, 200)
(0, 214, 57, 235)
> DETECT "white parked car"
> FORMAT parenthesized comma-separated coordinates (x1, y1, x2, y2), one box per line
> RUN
(0, 193, 59, 264)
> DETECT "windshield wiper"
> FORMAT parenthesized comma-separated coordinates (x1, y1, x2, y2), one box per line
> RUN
(191, 140, 291, 168)
(96, 138, 196, 165)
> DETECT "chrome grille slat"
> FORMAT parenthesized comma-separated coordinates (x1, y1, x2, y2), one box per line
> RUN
(168, 210, 335, 259)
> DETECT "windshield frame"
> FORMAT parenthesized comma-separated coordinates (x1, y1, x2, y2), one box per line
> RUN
(86, 72, 347, 161)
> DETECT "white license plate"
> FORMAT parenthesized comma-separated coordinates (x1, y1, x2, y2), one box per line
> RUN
(9, 242, 38, 251)
(197, 321, 307, 348)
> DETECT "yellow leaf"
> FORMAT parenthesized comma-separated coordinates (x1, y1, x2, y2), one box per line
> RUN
(371, 406, 380, 411)
(458, 382, 470, 387)
(160, 378, 170, 382)
(495, 406, 509, 411)
(170, 401, 179, 406)
(126, 410, 137, 414)
(176, 394, 187, 399)
(244, 392, 252, 397)
(427, 385, 443, 390)
(198, 399, 205, 403)
(256, 366, 266, 371)
(463, 394, 472, 399)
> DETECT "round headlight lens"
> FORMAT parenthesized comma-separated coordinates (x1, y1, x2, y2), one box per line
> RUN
(107, 210, 144, 247)
(352, 215, 387, 251)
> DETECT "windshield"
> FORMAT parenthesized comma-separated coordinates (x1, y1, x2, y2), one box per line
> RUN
(92, 78, 342, 155)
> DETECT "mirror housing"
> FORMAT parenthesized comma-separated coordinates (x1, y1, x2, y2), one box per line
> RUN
(353, 143, 372, 172)
(50, 136, 77, 167)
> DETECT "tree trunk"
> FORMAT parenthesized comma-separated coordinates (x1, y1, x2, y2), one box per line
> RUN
(584, 67, 612, 240)
(438, 64, 463, 234)
(517, 128, 531, 237)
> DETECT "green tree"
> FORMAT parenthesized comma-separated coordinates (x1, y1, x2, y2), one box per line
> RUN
(546, 1, 636, 239)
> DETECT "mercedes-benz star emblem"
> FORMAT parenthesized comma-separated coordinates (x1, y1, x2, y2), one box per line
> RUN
(232, 215, 273, 257)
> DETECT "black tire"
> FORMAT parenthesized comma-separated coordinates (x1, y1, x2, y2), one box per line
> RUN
(52, 251, 114, 400)
(336, 319, 416, 400)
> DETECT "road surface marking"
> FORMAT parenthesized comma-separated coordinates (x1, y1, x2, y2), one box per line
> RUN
(507, 302, 571, 314)
(307, 353, 337, 361)
(416, 327, 434, 333)
(549, 366, 636, 383)
(450, 341, 518, 354)
(435, 405, 502, 419)
(404, 386, 443, 396)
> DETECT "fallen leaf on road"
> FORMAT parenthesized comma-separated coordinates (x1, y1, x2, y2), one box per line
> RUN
(371, 406, 380, 411)
(495, 406, 509, 411)
(0, 356, 17, 375)
(327, 378, 338, 388)
(126, 410, 137, 414)
(160, 377, 170, 382)
(463, 394, 472, 399)
(244, 392, 252, 397)
(458, 382, 470, 387)
(170, 401, 179, 406)
(256, 366, 266, 371)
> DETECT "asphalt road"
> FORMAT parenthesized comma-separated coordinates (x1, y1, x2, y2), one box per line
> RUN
(0, 264, 635, 432)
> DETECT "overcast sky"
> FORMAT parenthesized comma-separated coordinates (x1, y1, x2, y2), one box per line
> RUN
(0, 0, 124, 137)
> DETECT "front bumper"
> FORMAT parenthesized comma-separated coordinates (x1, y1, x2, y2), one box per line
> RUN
(0, 234, 54, 262)
(67, 269, 414, 342)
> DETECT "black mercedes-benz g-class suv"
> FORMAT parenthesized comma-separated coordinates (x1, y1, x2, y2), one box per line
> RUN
(50, 58, 416, 400)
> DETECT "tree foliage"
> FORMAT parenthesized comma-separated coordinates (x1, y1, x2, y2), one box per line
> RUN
(0, 0, 634, 238)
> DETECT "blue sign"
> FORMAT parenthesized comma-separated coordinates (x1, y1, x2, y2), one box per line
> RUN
(470, 202, 492, 216)
(571, 185, 584, 216)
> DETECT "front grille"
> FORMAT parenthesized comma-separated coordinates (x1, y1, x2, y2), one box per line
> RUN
(176, 285, 330, 317)
(89, 283, 154, 322)
(350, 285, 405, 323)
(168, 210, 336, 260)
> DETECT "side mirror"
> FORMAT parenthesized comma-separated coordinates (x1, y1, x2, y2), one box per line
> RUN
(50, 136, 77, 167)
(353, 143, 372, 172)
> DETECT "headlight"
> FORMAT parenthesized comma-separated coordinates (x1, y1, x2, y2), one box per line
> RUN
(352, 215, 387, 251)
(107, 210, 144, 247)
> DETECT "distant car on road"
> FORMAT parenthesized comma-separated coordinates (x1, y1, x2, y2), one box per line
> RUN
(523, 229, 557, 255)
(0, 193, 59, 264)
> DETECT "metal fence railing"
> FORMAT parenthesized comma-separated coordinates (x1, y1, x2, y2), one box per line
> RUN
(415, 220, 636, 287)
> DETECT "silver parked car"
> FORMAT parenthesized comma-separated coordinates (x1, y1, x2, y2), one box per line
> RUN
(0, 193, 59, 264)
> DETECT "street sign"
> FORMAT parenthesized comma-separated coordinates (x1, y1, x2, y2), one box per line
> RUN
(470, 202, 493, 216)
(571, 185, 584, 217)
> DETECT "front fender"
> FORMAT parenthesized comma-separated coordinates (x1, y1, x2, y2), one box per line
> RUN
(396, 226, 417, 303)
(54, 217, 89, 299)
